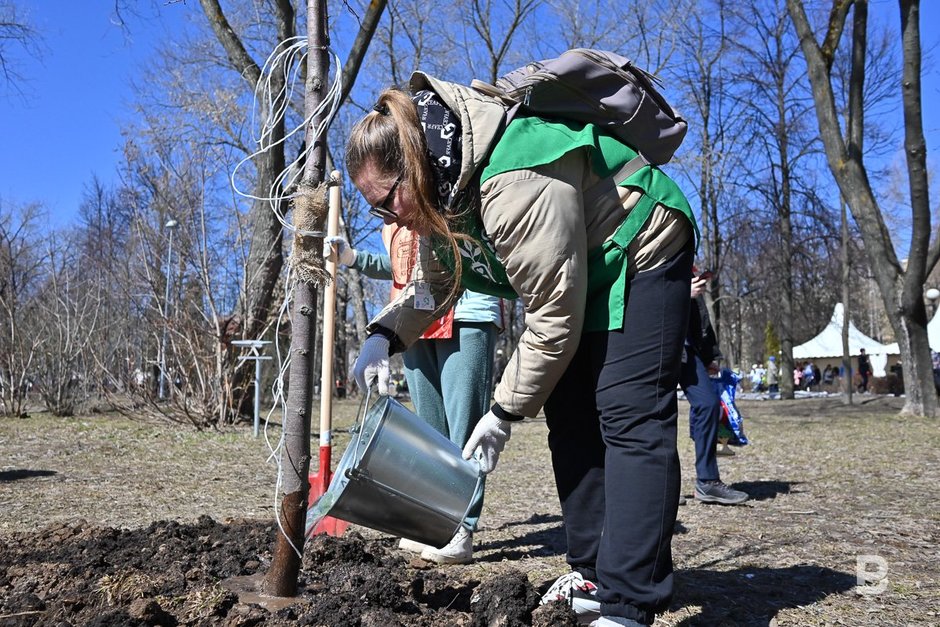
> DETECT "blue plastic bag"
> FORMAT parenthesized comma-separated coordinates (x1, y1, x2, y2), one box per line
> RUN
(713, 368, 748, 446)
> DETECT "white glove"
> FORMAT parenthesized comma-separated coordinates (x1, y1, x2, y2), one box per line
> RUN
(323, 235, 357, 266)
(462, 411, 512, 474)
(353, 334, 390, 395)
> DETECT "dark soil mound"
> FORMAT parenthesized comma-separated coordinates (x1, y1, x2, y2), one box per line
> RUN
(0, 517, 574, 626)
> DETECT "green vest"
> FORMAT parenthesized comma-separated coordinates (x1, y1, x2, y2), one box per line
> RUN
(435, 116, 698, 332)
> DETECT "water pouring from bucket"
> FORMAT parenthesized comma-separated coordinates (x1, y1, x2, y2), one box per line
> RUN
(305, 389, 484, 548)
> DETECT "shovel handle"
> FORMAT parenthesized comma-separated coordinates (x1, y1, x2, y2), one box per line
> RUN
(319, 170, 342, 446)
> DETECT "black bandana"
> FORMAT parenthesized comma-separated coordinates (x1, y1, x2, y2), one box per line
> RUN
(413, 90, 463, 212)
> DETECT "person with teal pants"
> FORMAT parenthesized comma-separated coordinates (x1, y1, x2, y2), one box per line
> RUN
(325, 227, 502, 563)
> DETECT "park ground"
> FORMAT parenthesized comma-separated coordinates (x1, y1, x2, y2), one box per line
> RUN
(1, 394, 938, 625)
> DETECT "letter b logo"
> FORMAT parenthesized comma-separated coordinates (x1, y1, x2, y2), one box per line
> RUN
(856, 555, 888, 594)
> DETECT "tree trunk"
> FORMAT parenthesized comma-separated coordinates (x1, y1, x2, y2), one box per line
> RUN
(787, 0, 937, 416)
(342, 222, 371, 341)
(338, 0, 389, 106)
(777, 110, 795, 400)
(840, 200, 853, 404)
(232, 154, 288, 418)
(199, 0, 288, 420)
(264, 0, 329, 597)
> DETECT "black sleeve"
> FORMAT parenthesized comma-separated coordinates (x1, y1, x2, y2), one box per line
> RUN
(690, 297, 723, 365)
(490, 402, 524, 422)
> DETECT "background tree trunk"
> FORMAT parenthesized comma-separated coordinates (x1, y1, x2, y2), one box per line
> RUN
(787, 0, 937, 416)
(199, 0, 288, 419)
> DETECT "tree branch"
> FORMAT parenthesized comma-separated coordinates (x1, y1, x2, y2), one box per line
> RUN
(899, 0, 930, 288)
(339, 0, 389, 108)
(821, 0, 854, 70)
(198, 0, 261, 87)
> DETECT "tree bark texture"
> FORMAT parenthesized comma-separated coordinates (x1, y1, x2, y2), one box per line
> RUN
(265, 0, 332, 597)
(841, 200, 854, 404)
(775, 42, 795, 400)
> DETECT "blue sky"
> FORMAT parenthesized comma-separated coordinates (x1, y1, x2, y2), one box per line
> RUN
(0, 1, 190, 228)
(0, 1, 938, 232)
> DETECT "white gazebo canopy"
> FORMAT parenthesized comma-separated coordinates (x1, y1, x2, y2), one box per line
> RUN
(881, 307, 940, 355)
(793, 303, 896, 376)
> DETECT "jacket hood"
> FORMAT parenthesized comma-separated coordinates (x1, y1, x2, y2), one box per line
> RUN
(410, 72, 507, 195)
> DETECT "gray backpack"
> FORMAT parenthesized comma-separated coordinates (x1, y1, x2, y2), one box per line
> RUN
(471, 48, 687, 174)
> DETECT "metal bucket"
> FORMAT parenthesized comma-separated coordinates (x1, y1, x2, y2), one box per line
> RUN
(323, 393, 483, 548)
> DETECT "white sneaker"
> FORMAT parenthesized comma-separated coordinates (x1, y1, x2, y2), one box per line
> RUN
(589, 617, 646, 627)
(398, 537, 433, 553)
(419, 526, 472, 564)
(540, 571, 600, 624)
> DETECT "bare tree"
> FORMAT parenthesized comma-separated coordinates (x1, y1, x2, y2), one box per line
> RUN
(198, 0, 291, 387)
(461, 0, 541, 82)
(31, 235, 103, 416)
(542, 0, 626, 50)
(76, 180, 155, 399)
(670, 0, 750, 354)
(787, 0, 937, 416)
(725, 0, 834, 397)
(0, 0, 41, 94)
(0, 200, 46, 417)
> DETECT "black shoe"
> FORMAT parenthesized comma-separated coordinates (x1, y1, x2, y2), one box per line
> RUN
(678, 494, 687, 506)
(695, 480, 749, 505)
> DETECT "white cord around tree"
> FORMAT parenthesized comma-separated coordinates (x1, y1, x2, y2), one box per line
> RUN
(231, 37, 346, 559)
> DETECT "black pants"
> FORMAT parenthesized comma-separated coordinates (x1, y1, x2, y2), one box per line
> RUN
(544, 244, 692, 624)
(678, 347, 721, 482)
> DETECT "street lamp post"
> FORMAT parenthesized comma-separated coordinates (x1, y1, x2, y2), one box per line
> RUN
(159, 218, 178, 400)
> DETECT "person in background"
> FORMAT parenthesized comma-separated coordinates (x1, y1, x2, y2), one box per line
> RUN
(325, 225, 502, 564)
(347, 73, 696, 627)
(822, 364, 835, 387)
(802, 361, 816, 391)
(767, 356, 779, 398)
(857, 348, 872, 393)
(931, 351, 940, 395)
(678, 270, 749, 505)
(748, 364, 764, 392)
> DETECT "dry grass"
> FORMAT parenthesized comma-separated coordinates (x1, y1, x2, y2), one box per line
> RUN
(1, 394, 939, 625)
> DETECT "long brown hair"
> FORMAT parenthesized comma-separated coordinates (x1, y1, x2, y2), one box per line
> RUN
(346, 88, 465, 292)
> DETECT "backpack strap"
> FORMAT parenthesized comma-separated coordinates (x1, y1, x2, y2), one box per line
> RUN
(470, 79, 524, 122)
(608, 154, 650, 183)
(470, 79, 511, 103)
(582, 154, 650, 207)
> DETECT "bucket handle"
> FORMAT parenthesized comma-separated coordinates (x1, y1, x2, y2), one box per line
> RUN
(346, 384, 374, 480)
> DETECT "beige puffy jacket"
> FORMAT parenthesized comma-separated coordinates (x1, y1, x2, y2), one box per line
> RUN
(367, 72, 691, 418)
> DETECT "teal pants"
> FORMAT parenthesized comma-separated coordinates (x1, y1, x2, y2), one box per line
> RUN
(403, 321, 498, 531)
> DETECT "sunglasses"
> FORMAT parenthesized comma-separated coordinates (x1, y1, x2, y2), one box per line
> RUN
(369, 173, 403, 221)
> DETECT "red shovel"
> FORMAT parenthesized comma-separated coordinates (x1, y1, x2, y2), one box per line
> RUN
(307, 170, 348, 537)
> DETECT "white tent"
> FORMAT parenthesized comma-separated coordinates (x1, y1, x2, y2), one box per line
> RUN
(793, 303, 896, 376)
(881, 308, 940, 354)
